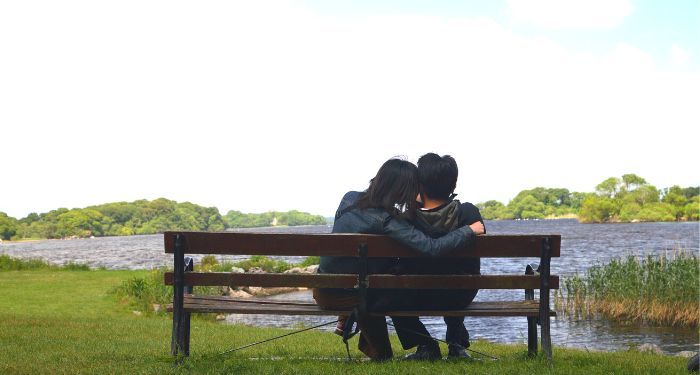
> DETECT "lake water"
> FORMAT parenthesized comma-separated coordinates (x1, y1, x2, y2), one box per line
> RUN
(2, 219, 698, 354)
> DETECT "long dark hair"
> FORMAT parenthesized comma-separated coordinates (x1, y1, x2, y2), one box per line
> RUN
(355, 158, 419, 219)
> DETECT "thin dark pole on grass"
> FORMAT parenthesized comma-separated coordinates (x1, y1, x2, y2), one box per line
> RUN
(219, 320, 339, 356)
(385, 321, 499, 360)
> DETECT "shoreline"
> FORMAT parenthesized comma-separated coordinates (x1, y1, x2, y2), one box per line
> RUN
(6, 219, 699, 242)
(0, 238, 49, 244)
(2, 224, 335, 243)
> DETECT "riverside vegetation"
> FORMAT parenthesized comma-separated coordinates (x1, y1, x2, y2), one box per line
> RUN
(0, 256, 690, 374)
(477, 174, 698, 223)
(558, 252, 699, 327)
(0, 198, 327, 240)
(1, 174, 697, 241)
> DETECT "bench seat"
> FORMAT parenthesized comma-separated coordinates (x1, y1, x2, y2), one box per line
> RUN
(170, 294, 556, 317)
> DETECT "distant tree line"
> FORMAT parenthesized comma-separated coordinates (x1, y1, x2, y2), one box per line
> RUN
(223, 210, 327, 228)
(0, 198, 328, 240)
(477, 174, 698, 223)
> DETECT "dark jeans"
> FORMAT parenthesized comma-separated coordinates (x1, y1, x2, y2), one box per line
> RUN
(378, 289, 478, 350)
(312, 288, 393, 360)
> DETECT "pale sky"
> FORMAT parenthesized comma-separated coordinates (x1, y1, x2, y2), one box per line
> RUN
(1, 0, 698, 219)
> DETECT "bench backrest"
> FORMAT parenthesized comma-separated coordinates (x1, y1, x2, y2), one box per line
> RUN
(164, 231, 560, 291)
(164, 232, 560, 257)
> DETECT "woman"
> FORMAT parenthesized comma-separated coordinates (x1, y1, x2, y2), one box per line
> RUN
(314, 158, 483, 360)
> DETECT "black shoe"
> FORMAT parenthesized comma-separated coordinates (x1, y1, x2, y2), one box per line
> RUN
(403, 342, 441, 361)
(447, 344, 480, 362)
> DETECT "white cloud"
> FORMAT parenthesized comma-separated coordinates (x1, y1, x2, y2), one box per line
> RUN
(507, 0, 634, 29)
(0, 1, 698, 218)
(671, 44, 690, 67)
(607, 43, 655, 72)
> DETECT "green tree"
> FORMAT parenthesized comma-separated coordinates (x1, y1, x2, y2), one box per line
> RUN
(19, 212, 40, 225)
(579, 196, 617, 223)
(508, 195, 546, 219)
(55, 209, 105, 238)
(0, 212, 18, 240)
(684, 196, 699, 221)
(570, 192, 592, 210)
(619, 202, 642, 222)
(681, 186, 700, 200)
(477, 200, 513, 220)
(636, 203, 675, 222)
(596, 177, 622, 198)
(623, 185, 659, 206)
(662, 185, 688, 221)
(621, 174, 647, 192)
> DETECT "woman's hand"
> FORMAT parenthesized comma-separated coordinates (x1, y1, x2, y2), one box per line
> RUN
(469, 221, 485, 235)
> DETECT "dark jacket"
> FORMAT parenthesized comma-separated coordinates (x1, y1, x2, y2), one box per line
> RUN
(318, 191, 476, 275)
(389, 199, 483, 313)
(404, 199, 483, 275)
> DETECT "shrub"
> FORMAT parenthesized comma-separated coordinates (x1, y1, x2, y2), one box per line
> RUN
(113, 268, 173, 314)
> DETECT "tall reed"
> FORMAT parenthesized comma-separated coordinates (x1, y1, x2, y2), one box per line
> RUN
(557, 252, 699, 327)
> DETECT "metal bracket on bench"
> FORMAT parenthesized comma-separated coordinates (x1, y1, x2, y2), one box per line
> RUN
(525, 263, 540, 305)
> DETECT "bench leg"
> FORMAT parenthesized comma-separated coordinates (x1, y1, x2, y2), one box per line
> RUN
(527, 316, 538, 357)
(172, 312, 191, 358)
(540, 314, 552, 359)
(171, 314, 180, 356)
(171, 235, 191, 359)
(182, 284, 193, 356)
(173, 310, 191, 357)
(539, 238, 553, 359)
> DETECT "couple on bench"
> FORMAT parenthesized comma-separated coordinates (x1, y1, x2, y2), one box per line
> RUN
(313, 153, 485, 361)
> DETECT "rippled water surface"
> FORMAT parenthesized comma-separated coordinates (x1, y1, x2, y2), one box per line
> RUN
(2, 220, 698, 354)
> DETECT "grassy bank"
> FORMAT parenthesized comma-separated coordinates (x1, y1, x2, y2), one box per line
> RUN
(0, 266, 691, 374)
(558, 252, 699, 327)
(0, 254, 93, 271)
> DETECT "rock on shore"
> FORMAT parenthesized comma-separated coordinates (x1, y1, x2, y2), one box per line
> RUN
(225, 265, 318, 298)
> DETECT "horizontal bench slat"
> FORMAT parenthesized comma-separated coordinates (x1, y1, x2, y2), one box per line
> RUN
(169, 296, 555, 317)
(164, 272, 559, 289)
(369, 274, 559, 290)
(164, 232, 561, 258)
(186, 294, 318, 307)
(165, 272, 357, 288)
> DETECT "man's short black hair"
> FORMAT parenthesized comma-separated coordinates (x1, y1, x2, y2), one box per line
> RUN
(417, 153, 458, 201)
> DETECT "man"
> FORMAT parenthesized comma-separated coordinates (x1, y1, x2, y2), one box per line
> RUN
(390, 152, 484, 360)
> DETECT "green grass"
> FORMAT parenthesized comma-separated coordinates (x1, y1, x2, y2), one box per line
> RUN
(0, 269, 691, 374)
(0, 254, 92, 271)
(559, 252, 699, 326)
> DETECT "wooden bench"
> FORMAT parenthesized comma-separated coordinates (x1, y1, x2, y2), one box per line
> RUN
(164, 231, 561, 359)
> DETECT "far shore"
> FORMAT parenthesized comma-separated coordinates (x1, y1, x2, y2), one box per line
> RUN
(0, 238, 48, 244)
(5, 219, 698, 243)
